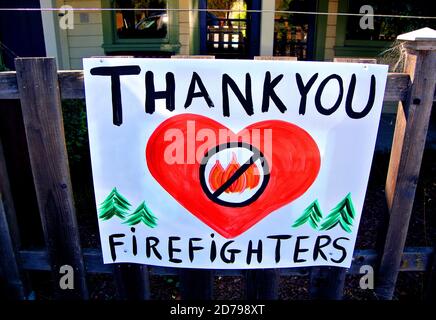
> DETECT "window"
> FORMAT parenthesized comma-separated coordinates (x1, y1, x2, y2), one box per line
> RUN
(115, 0, 167, 39)
(345, 0, 435, 41)
(102, 0, 179, 54)
(335, 0, 435, 58)
(273, 0, 316, 60)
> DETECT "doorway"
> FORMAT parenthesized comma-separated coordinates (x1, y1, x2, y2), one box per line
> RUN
(199, 0, 261, 59)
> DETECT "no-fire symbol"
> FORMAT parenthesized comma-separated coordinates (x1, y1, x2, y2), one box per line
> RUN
(199, 142, 270, 207)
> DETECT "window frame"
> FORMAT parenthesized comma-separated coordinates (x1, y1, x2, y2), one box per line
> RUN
(101, 0, 180, 53)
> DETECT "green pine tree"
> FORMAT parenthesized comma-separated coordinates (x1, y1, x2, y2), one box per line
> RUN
(123, 201, 158, 228)
(292, 200, 323, 229)
(320, 193, 356, 233)
(98, 188, 131, 221)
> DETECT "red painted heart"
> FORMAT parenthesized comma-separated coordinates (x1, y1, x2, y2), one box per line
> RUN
(146, 114, 320, 238)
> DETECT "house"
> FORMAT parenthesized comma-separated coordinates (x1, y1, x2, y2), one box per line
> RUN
(0, 0, 433, 70)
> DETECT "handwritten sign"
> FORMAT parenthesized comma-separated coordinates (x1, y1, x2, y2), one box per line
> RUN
(83, 58, 388, 268)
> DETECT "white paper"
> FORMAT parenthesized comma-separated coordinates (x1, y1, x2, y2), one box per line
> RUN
(83, 58, 388, 269)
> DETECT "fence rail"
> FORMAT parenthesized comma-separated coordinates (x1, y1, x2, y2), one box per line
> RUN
(16, 247, 434, 275)
(0, 36, 435, 300)
(2, 70, 434, 103)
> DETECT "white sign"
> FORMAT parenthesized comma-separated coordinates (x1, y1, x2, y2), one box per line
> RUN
(83, 58, 387, 269)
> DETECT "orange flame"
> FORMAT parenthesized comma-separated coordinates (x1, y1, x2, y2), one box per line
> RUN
(208, 153, 260, 193)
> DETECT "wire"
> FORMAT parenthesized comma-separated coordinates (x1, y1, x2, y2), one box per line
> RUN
(0, 7, 435, 20)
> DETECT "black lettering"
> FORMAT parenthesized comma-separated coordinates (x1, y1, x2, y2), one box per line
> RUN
(90, 66, 141, 126)
(131, 227, 137, 256)
(184, 72, 214, 109)
(262, 72, 287, 113)
(246, 240, 263, 264)
(188, 238, 204, 262)
(108, 233, 125, 262)
(220, 240, 241, 263)
(293, 236, 310, 263)
(313, 235, 332, 261)
(345, 74, 376, 119)
(296, 73, 318, 115)
(145, 71, 175, 114)
(210, 233, 217, 262)
(168, 236, 182, 263)
(222, 73, 253, 117)
(315, 74, 343, 115)
(331, 237, 349, 263)
(146, 237, 162, 260)
(267, 235, 292, 263)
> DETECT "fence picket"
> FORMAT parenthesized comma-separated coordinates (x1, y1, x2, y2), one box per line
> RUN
(307, 57, 379, 300)
(245, 269, 279, 299)
(0, 195, 25, 299)
(171, 55, 215, 300)
(309, 266, 346, 299)
(113, 264, 150, 300)
(15, 57, 88, 299)
(180, 269, 214, 300)
(377, 37, 436, 300)
(0, 137, 21, 249)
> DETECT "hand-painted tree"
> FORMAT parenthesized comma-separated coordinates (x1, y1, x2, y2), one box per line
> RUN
(98, 188, 131, 221)
(124, 201, 158, 228)
(292, 200, 323, 229)
(320, 193, 356, 233)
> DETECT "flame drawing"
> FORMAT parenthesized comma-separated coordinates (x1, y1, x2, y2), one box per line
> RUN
(208, 153, 260, 193)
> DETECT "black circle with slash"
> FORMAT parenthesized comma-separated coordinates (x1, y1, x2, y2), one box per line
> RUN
(199, 142, 270, 207)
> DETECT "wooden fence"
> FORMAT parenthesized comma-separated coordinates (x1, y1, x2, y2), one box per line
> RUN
(0, 34, 435, 300)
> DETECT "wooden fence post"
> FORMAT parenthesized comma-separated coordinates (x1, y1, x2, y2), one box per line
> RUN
(376, 28, 436, 299)
(0, 194, 25, 299)
(113, 264, 150, 300)
(180, 269, 214, 300)
(308, 57, 378, 300)
(0, 137, 27, 299)
(245, 269, 279, 300)
(171, 55, 215, 300)
(244, 56, 298, 301)
(309, 266, 346, 299)
(425, 246, 436, 300)
(0, 137, 22, 252)
(15, 57, 88, 299)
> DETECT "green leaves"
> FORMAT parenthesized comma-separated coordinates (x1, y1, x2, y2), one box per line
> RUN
(292, 200, 323, 229)
(292, 193, 356, 233)
(98, 188, 157, 228)
(124, 201, 158, 228)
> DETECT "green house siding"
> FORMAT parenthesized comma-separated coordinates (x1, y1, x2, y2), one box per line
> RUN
(101, 0, 181, 54)
(189, 0, 201, 55)
(314, 0, 328, 61)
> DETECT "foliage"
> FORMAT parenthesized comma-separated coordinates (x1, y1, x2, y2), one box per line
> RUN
(207, 0, 237, 18)
(61, 99, 89, 166)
